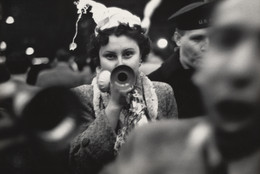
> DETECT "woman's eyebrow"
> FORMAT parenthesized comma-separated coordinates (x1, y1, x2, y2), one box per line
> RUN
(103, 51, 116, 54)
(123, 48, 135, 51)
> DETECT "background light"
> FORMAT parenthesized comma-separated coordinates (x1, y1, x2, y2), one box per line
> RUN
(0, 41, 7, 51)
(32, 57, 50, 65)
(0, 56, 6, 63)
(6, 16, 15, 24)
(157, 38, 168, 49)
(25, 47, 34, 55)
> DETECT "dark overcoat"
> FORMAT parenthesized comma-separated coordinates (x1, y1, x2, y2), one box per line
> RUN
(148, 50, 205, 118)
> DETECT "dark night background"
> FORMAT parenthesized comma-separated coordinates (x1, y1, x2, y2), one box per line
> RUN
(0, 0, 201, 65)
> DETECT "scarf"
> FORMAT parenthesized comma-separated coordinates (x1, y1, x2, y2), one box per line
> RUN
(92, 72, 158, 152)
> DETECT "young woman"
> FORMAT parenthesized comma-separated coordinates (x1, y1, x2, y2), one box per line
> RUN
(69, 2, 178, 174)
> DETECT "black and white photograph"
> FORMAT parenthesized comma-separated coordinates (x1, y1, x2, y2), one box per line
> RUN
(1, 0, 260, 173)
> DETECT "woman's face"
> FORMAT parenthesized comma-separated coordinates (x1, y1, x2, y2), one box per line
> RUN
(99, 34, 141, 75)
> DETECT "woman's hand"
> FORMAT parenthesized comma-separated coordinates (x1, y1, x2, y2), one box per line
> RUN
(105, 83, 130, 130)
(109, 82, 130, 106)
(97, 68, 133, 129)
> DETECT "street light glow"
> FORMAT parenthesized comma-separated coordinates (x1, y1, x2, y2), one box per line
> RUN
(6, 16, 15, 24)
(25, 47, 34, 55)
(157, 38, 168, 49)
(0, 41, 7, 51)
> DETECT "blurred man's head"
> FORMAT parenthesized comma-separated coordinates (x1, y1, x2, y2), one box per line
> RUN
(194, 0, 260, 133)
(169, 2, 213, 69)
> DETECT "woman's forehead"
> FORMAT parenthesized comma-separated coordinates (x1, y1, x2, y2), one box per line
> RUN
(101, 35, 139, 51)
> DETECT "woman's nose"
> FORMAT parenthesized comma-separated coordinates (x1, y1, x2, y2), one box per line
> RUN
(116, 57, 124, 66)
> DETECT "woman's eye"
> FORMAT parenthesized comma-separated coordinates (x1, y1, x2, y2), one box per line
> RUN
(123, 51, 134, 58)
(104, 54, 116, 60)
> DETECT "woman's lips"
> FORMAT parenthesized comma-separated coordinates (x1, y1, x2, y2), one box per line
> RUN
(215, 100, 255, 122)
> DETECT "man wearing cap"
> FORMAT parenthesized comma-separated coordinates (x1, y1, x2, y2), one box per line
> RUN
(148, 1, 212, 118)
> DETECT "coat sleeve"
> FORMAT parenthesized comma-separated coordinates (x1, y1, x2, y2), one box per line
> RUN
(153, 82, 178, 119)
(69, 85, 117, 174)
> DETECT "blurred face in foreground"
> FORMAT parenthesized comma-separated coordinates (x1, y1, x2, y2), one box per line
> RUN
(194, 0, 260, 133)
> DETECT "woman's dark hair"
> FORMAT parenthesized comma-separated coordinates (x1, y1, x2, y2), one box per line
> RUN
(88, 24, 151, 67)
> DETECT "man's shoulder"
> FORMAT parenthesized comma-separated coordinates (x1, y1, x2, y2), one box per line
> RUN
(144, 117, 204, 133)
(129, 117, 206, 146)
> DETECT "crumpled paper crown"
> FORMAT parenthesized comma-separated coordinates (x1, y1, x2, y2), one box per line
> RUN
(70, 0, 141, 50)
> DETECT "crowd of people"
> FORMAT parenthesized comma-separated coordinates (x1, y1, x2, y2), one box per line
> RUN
(1, 0, 260, 173)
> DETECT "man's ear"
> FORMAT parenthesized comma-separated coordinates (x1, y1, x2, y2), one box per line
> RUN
(173, 32, 182, 46)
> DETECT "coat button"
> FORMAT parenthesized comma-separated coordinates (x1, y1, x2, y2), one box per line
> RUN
(72, 144, 80, 154)
(82, 138, 90, 147)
